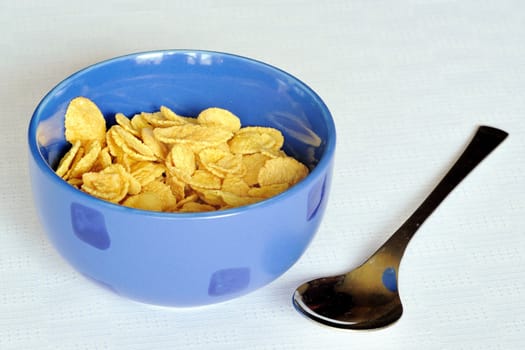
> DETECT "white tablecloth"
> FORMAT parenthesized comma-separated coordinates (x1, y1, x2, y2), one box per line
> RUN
(2, 1, 524, 349)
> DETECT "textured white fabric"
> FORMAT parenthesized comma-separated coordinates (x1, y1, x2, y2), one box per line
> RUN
(1, 0, 524, 349)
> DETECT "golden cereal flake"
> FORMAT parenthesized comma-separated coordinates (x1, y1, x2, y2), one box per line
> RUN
(241, 153, 271, 186)
(122, 192, 164, 211)
(165, 175, 187, 202)
(115, 113, 140, 137)
(109, 125, 157, 161)
(63, 145, 85, 180)
(129, 161, 166, 187)
(142, 180, 178, 211)
(55, 140, 82, 178)
(68, 140, 102, 179)
(160, 106, 194, 124)
(229, 126, 284, 154)
(130, 113, 152, 132)
(153, 124, 233, 146)
(220, 191, 264, 207)
(189, 169, 222, 190)
(81, 164, 131, 203)
(248, 183, 289, 198)
(165, 144, 196, 182)
(257, 157, 309, 186)
(178, 201, 216, 213)
(198, 148, 244, 178)
(221, 176, 250, 197)
(92, 147, 112, 172)
(64, 97, 106, 145)
(197, 107, 241, 133)
(141, 127, 168, 160)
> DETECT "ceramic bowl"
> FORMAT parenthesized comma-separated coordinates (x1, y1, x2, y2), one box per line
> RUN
(28, 50, 336, 306)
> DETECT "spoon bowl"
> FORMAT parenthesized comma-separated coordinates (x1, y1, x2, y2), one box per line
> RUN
(293, 126, 508, 329)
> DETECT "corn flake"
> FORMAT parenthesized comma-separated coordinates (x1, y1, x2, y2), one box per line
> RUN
(195, 189, 226, 207)
(55, 140, 82, 178)
(166, 144, 196, 182)
(92, 147, 112, 172)
(81, 164, 130, 203)
(110, 125, 157, 161)
(241, 153, 270, 186)
(153, 124, 233, 147)
(68, 140, 102, 179)
(64, 146, 85, 180)
(160, 106, 196, 124)
(115, 113, 140, 137)
(220, 191, 264, 207)
(229, 126, 284, 155)
(197, 107, 241, 133)
(178, 201, 216, 213)
(165, 175, 186, 202)
(141, 127, 168, 160)
(175, 193, 200, 210)
(123, 192, 164, 211)
(65, 97, 106, 145)
(130, 161, 165, 187)
(198, 148, 244, 178)
(248, 183, 289, 198)
(130, 113, 152, 131)
(142, 180, 177, 211)
(189, 169, 222, 190)
(222, 176, 250, 197)
(258, 157, 309, 186)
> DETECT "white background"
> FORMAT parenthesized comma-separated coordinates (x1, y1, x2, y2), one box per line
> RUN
(1, 1, 524, 349)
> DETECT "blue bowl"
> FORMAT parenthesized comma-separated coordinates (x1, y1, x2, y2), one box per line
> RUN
(28, 50, 336, 306)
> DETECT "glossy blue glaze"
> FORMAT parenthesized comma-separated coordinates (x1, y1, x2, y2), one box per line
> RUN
(28, 50, 336, 306)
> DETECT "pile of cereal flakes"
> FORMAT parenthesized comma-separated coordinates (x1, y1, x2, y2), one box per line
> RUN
(55, 97, 309, 212)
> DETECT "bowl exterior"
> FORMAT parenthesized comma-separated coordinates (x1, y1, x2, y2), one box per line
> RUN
(29, 155, 332, 306)
(28, 50, 336, 306)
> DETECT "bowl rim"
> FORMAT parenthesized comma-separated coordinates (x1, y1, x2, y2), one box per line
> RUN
(28, 49, 337, 219)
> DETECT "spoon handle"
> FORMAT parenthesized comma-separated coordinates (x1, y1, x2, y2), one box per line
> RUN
(386, 126, 508, 252)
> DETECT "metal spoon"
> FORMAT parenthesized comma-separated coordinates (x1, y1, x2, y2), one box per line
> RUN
(293, 125, 508, 330)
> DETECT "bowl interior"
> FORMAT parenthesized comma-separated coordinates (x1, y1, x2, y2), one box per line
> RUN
(30, 50, 335, 178)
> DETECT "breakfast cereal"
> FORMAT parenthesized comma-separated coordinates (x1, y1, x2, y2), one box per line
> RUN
(55, 97, 310, 212)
